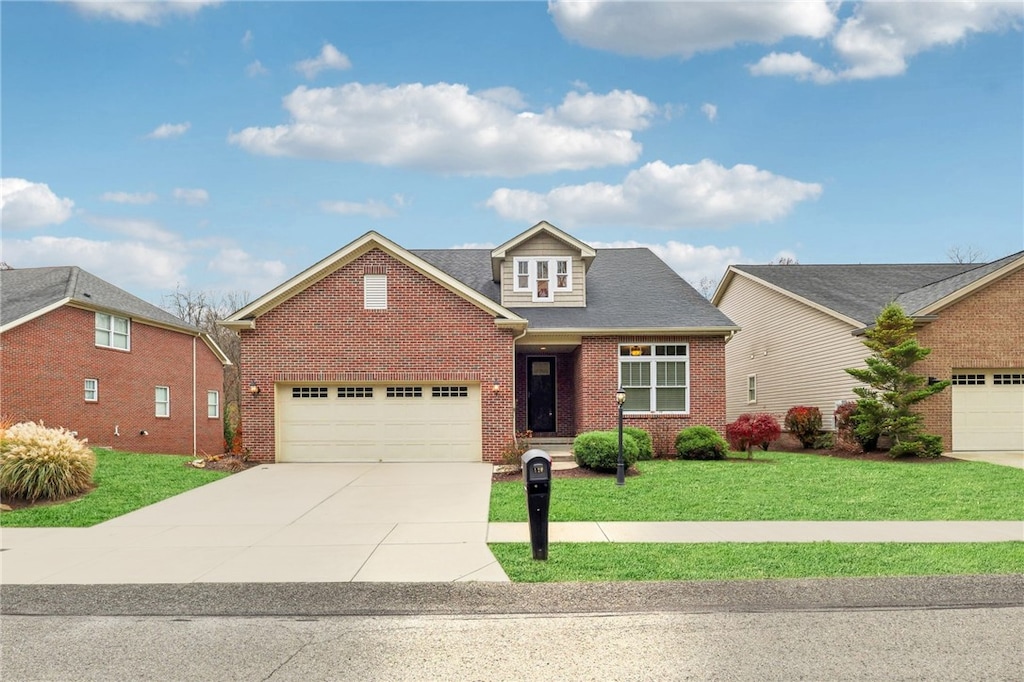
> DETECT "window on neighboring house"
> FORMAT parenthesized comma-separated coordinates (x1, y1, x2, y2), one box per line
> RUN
(207, 390, 219, 418)
(512, 257, 572, 301)
(84, 378, 98, 402)
(747, 375, 757, 403)
(364, 274, 387, 309)
(96, 312, 130, 350)
(155, 386, 170, 417)
(619, 344, 689, 413)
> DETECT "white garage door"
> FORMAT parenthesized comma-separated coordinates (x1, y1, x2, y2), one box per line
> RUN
(952, 371, 1024, 451)
(276, 383, 482, 462)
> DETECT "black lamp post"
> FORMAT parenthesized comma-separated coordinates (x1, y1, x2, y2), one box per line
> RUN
(615, 387, 626, 486)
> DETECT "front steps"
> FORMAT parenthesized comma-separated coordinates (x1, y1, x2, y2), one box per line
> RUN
(527, 437, 575, 463)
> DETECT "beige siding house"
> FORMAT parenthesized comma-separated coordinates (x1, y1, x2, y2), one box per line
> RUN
(713, 252, 1024, 451)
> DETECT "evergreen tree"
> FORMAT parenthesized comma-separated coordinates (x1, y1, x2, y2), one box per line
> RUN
(845, 303, 950, 457)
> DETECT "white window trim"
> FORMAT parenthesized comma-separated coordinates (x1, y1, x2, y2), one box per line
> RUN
(747, 374, 757, 404)
(207, 390, 220, 419)
(95, 312, 131, 350)
(512, 257, 572, 302)
(618, 343, 690, 414)
(84, 378, 98, 402)
(155, 386, 170, 418)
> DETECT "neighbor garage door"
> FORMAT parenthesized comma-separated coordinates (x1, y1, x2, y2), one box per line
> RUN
(276, 383, 482, 462)
(951, 371, 1024, 451)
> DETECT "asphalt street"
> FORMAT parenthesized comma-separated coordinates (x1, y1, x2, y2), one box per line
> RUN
(2, 575, 1021, 681)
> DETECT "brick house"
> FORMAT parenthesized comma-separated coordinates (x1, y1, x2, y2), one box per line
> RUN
(0, 266, 230, 455)
(222, 222, 739, 463)
(712, 251, 1024, 451)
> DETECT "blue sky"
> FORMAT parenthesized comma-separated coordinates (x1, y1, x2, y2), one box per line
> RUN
(2, 1, 1022, 306)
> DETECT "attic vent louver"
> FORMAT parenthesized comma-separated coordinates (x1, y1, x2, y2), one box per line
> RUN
(364, 274, 387, 309)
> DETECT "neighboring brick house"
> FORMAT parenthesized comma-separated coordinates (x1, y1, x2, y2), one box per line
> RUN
(0, 266, 230, 455)
(712, 251, 1024, 451)
(222, 222, 739, 462)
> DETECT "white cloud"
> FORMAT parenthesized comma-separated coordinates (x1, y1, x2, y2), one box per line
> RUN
(1, 178, 75, 229)
(100, 191, 158, 205)
(246, 59, 269, 77)
(751, 2, 1024, 83)
(320, 199, 397, 219)
(147, 122, 190, 139)
(295, 43, 352, 80)
(477, 86, 528, 110)
(485, 159, 822, 229)
(85, 215, 179, 244)
(69, 1, 220, 25)
(229, 83, 652, 176)
(549, 0, 836, 58)
(700, 103, 718, 122)
(591, 239, 749, 286)
(241, 29, 253, 48)
(2, 236, 187, 290)
(452, 242, 497, 250)
(207, 248, 288, 294)
(173, 188, 209, 205)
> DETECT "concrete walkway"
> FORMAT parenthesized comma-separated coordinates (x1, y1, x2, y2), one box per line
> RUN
(945, 451, 1024, 469)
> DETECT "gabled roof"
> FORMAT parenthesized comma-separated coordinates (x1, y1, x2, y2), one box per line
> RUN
(489, 220, 597, 281)
(222, 231, 526, 329)
(415, 247, 737, 333)
(714, 252, 1023, 327)
(0, 266, 230, 364)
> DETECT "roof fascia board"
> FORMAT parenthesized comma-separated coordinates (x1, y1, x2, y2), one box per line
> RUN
(64, 301, 202, 336)
(525, 326, 740, 336)
(709, 268, 735, 306)
(0, 298, 71, 333)
(491, 221, 596, 260)
(225, 231, 524, 324)
(726, 269, 865, 328)
(199, 333, 232, 365)
(914, 255, 1024, 316)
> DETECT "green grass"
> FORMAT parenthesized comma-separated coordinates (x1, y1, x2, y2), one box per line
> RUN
(490, 542, 1024, 582)
(0, 449, 229, 527)
(490, 453, 1024, 522)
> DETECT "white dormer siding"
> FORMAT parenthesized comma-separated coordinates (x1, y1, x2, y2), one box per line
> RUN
(500, 232, 586, 307)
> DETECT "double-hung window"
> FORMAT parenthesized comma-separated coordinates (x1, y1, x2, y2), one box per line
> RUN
(207, 390, 220, 418)
(84, 378, 98, 402)
(155, 386, 170, 417)
(512, 257, 572, 302)
(747, 375, 757, 403)
(96, 312, 130, 350)
(619, 344, 689, 413)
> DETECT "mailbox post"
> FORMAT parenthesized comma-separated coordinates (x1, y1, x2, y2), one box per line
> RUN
(521, 449, 551, 560)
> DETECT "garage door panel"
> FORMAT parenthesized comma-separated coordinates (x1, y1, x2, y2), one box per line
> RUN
(952, 370, 1024, 451)
(277, 383, 482, 462)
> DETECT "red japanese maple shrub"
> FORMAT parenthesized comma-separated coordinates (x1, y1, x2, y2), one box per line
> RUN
(726, 413, 782, 459)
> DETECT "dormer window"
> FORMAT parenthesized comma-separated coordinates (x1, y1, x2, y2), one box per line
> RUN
(513, 257, 571, 302)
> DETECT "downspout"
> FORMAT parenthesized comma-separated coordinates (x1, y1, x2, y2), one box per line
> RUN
(511, 326, 528, 443)
(192, 336, 197, 456)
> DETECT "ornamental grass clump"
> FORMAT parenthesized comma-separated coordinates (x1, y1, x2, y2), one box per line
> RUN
(0, 421, 97, 503)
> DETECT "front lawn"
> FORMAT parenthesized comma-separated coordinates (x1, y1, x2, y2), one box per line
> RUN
(0, 449, 229, 527)
(490, 453, 1024, 522)
(490, 542, 1024, 582)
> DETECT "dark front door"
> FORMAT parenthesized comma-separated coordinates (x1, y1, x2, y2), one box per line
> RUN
(527, 357, 556, 433)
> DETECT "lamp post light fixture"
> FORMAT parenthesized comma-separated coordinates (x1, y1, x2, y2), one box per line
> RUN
(249, 380, 260, 396)
(615, 387, 626, 486)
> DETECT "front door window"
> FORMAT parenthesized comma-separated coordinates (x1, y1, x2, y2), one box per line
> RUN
(527, 357, 556, 432)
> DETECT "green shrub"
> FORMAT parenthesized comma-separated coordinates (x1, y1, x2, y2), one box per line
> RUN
(890, 434, 944, 459)
(785, 406, 823, 448)
(623, 427, 654, 460)
(573, 431, 639, 471)
(0, 422, 97, 502)
(674, 426, 729, 460)
(813, 432, 835, 449)
(499, 430, 533, 468)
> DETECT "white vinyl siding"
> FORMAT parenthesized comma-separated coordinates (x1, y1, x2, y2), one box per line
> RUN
(501, 233, 585, 307)
(95, 312, 130, 350)
(155, 386, 170, 418)
(363, 274, 387, 309)
(717, 275, 868, 430)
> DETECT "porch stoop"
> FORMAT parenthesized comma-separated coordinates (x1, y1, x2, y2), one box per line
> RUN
(528, 437, 575, 463)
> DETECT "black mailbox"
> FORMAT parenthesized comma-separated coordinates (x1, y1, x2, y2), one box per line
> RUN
(522, 448, 551, 560)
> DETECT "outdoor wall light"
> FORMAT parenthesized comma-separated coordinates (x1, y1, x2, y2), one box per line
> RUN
(492, 381, 501, 393)
(249, 380, 260, 395)
(629, 345, 642, 356)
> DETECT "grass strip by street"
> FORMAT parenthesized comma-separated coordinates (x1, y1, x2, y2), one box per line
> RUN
(490, 454, 1024, 522)
(0, 449, 228, 527)
(489, 542, 1024, 582)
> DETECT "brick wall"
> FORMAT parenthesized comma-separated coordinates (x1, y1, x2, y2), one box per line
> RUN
(238, 248, 516, 463)
(0, 305, 224, 455)
(573, 335, 728, 456)
(915, 266, 1024, 447)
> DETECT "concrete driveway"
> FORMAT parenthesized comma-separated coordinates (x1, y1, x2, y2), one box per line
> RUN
(0, 463, 508, 584)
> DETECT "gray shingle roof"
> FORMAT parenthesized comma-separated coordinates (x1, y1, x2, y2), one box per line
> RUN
(413, 248, 737, 330)
(893, 251, 1024, 314)
(0, 266, 199, 331)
